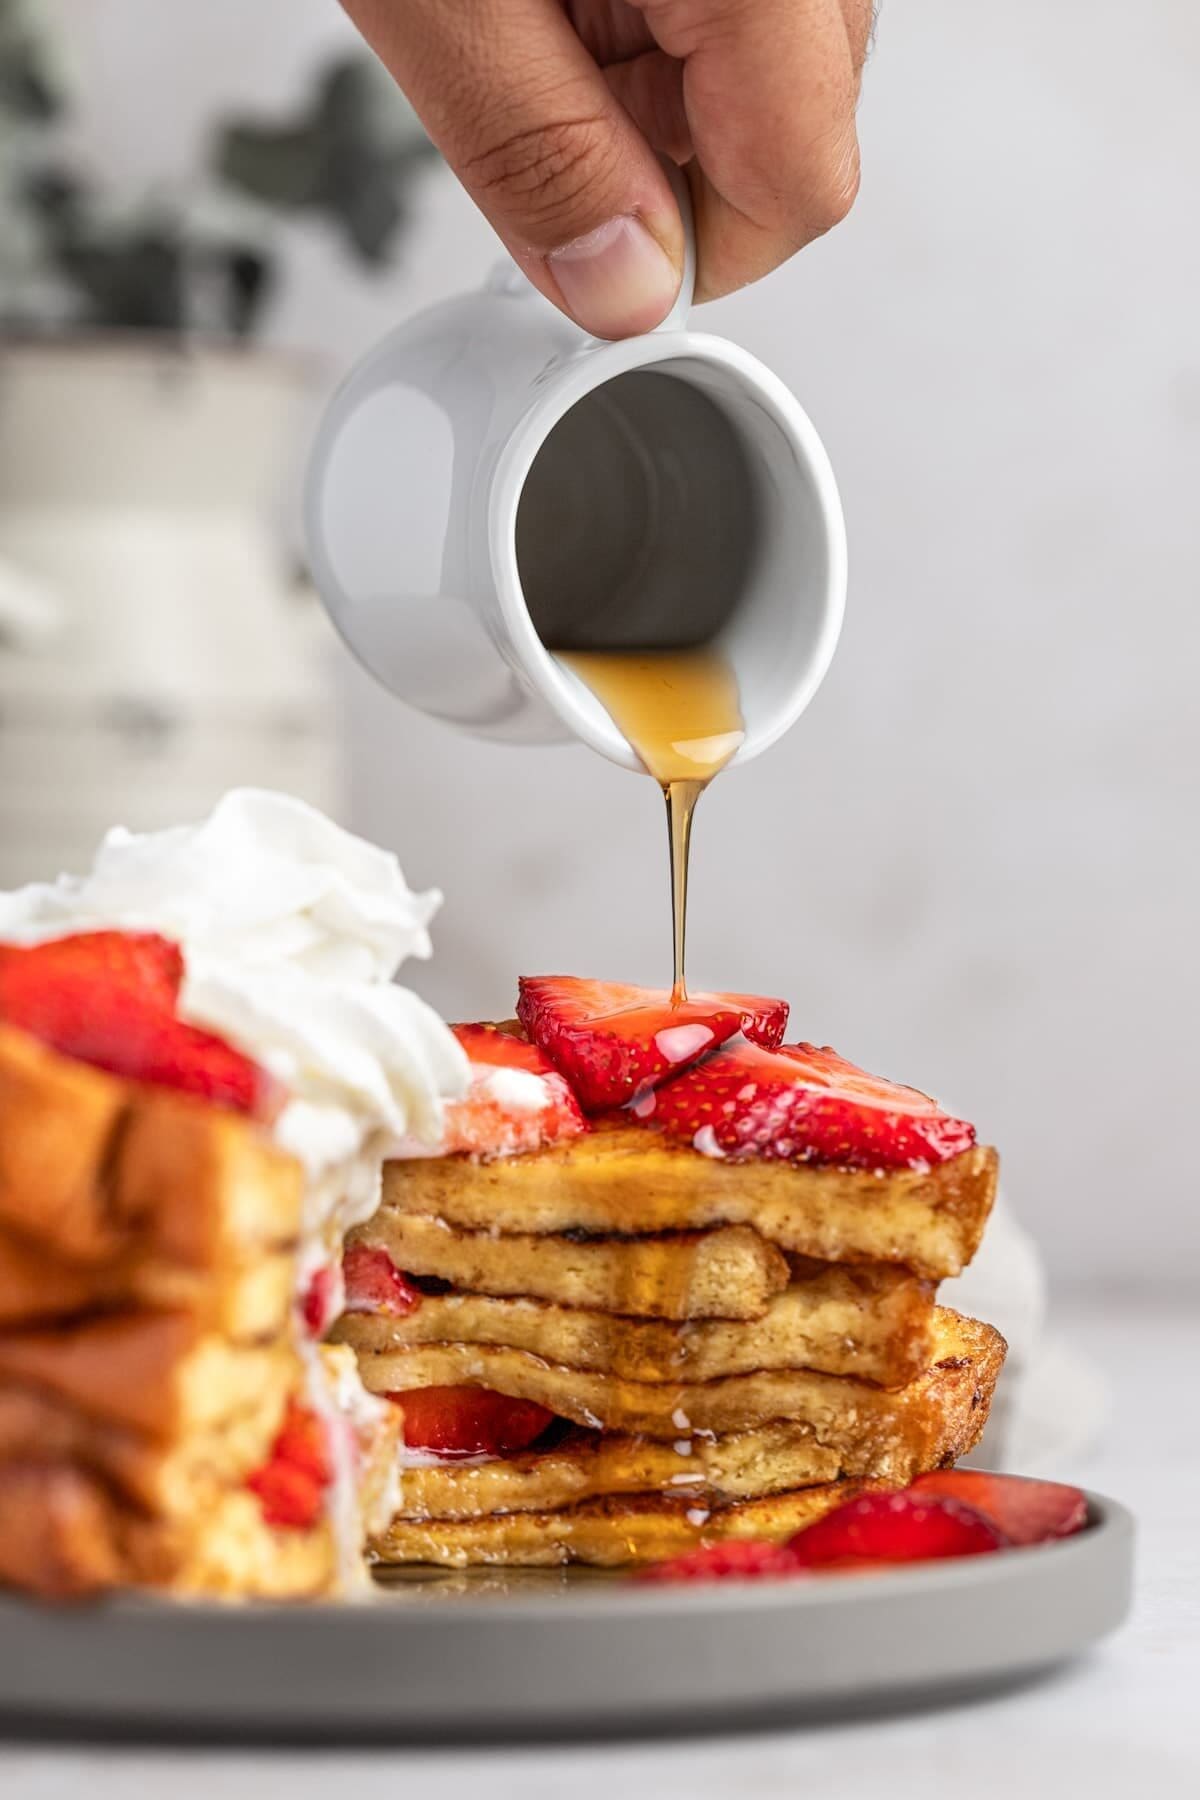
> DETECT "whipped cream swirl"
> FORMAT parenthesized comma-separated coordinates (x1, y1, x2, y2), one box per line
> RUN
(0, 789, 468, 1228)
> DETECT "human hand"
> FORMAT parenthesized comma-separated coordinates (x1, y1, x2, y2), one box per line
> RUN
(340, 1, 873, 338)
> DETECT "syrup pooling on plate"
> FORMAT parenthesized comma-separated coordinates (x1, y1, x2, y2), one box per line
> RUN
(556, 649, 744, 1000)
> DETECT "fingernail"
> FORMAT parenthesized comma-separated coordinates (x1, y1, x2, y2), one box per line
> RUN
(547, 216, 680, 339)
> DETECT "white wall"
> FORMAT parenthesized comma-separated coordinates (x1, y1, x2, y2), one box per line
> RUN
(49, 1, 1200, 1288)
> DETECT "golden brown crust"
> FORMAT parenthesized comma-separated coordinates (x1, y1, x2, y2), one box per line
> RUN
(373, 1480, 884, 1568)
(354, 1210, 790, 1321)
(337, 1256, 936, 1388)
(0, 1381, 286, 1516)
(0, 1461, 135, 1598)
(0, 1311, 297, 1439)
(359, 1307, 1005, 1454)
(392, 1410, 961, 1520)
(0, 1458, 334, 1600)
(0, 1225, 295, 1337)
(382, 1125, 999, 1281)
(0, 1025, 303, 1268)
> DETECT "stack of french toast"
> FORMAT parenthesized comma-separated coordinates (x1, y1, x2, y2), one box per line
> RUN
(337, 978, 1005, 1568)
(0, 936, 398, 1600)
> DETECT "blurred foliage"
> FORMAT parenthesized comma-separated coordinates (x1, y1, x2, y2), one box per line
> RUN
(216, 57, 439, 265)
(0, 1, 438, 339)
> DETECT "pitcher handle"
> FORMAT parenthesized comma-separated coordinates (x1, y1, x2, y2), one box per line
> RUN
(651, 160, 696, 334)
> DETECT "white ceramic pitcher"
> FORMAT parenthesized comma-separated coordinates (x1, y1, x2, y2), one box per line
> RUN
(304, 200, 847, 774)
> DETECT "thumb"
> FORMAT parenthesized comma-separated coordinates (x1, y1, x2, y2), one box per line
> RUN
(341, 0, 685, 339)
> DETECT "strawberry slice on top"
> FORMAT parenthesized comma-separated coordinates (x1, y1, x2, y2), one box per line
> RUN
(441, 1021, 587, 1157)
(516, 977, 789, 1113)
(638, 1039, 975, 1171)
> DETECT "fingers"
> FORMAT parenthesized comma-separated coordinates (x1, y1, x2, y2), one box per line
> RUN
(605, 50, 692, 166)
(632, 0, 864, 299)
(839, 0, 877, 72)
(340, 0, 685, 338)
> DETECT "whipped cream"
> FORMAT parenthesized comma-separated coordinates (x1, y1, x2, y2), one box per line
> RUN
(0, 789, 468, 1232)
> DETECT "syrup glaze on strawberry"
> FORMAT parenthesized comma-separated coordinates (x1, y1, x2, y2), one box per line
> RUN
(516, 976, 788, 1113)
(634, 1038, 975, 1171)
(0, 930, 276, 1119)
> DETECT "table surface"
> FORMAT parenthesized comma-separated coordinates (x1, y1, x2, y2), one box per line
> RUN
(2, 1298, 1195, 1799)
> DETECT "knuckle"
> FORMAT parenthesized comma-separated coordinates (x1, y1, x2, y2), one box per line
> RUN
(462, 113, 615, 236)
(801, 133, 862, 240)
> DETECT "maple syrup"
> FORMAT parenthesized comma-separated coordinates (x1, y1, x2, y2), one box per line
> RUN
(557, 648, 744, 1000)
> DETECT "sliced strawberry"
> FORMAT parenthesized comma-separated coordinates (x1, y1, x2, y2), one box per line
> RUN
(0, 930, 184, 1008)
(391, 1385, 556, 1458)
(442, 1020, 587, 1156)
(300, 1263, 342, 1337)
(635, 1539, 800, 1585)
(787, 1490, 1008, 1569)
(245, 1400, 332, 1530)
(639, 1038, 975, 1171)
(0, 941, 276, 1120)
(271, 1400, 333, 1487)
(516, 977, 789, 1113)
(245, 1458, 325, 1531)
(342, 1244, 422, 1317)
(910, 1471, 1088, 1545)
(453, 1021, 552, 1071)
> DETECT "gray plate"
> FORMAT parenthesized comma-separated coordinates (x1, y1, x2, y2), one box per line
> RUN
(0, 1490, 1132, 1742)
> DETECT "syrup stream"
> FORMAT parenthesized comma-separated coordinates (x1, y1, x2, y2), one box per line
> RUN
(555, 649, 744, 1001)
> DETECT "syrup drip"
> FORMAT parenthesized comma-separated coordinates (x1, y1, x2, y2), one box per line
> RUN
(556, 648, 744, 1001)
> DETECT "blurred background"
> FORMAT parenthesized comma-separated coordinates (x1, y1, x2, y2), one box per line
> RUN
(0, 0, 1195, 1302)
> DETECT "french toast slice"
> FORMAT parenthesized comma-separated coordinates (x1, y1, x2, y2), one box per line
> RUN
(0, 1351, 400, 1597)
(337, 1255, 936, 1388)
(0, 1459, 336, 1600)
(0, 1380, 286, 1516)
(0, 1025, 303, 1267)
(391, 1413, 954, 1520)
(359, 1307, 1004, 1455)
(0, 1311, 297, 1439)
(0, 1226, 295, 1337)
(353, 1210, 790, 1321)
(373, 1480, 883, 1568)
(382, 1120, 998, 1281)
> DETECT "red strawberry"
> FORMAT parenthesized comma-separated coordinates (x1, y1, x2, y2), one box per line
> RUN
(442, 1021, 587, 1156)
(271, 1400, 333, 1487)
(0, 931, 183, 1005)
(516, 977, 789, 1113)
(635, 1539, 801, 1585)
(342, 1245, 422, 1317)
(0, 935, 276, 1119)
(640, 1039, 975, 1171)
(453, 1021, 555, 1072)
(787, 1490, 1008, 1569)
(245, 1459, 325, 1530)
(245, 1400, 332, 1530)
(910, 1471, 1088, 1545)
(300, 1263, 342, 1338)
(391, 1386, 556, 1458)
